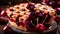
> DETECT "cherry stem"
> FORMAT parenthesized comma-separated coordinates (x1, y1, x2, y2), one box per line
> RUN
(31, 15, 48, 26)
(31, 20, 35, 26)
(42, 15, 48, 24)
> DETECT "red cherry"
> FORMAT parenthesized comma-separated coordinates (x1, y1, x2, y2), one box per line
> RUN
(55, 7, 60, 15)
(3, 25, 12, 34)
(54, 16, 60, 24)
(0, 16, 8, 25)
(35, 23, 46, 32)
(41, 0, 48, 4)
(3, 26, 11, 32)
(55, 0, 60, 7)
(3, 26, 10, 31)
(1, 10, 7, 17)
(26, 3, 35, 10)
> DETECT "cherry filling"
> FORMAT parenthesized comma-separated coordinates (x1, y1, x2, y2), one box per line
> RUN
(10, 9, 14, 11)
(16, 7, 19, 9)
(20, 22, 26, 27)
(22, 9, 26, 11)
(26, 3, 35, 10)
(8, 16, 26, 26)
(25, 18, 31, 29)
(10, 14, 13, 18)
(16, 15, 26, 26)
(38, 11, 44, 23)
(16, 15, 20, 26)
(8, 16, 16, 22)
(30, 10, 36, 12)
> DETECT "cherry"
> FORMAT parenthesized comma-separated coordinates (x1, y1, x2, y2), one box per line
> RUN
(1, 10, 7, 17)
(54, 7, 60, 24)
(55, 7, 60, 15)
(3, 26, 11, 31)
(26, 3, 35, 10)
(35, 23, 46, 32)
(48, 1, 54, 5)
(0, 16, 8, 25)
(41, 0, 48, 4)
(54, 16, 60, 24)
(55, 0, 60, 7)
(35, 15, 49, 32)
(44, 0, 56, 8)
(3, 25, 12, 34)
(28, 14, 48, 32)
